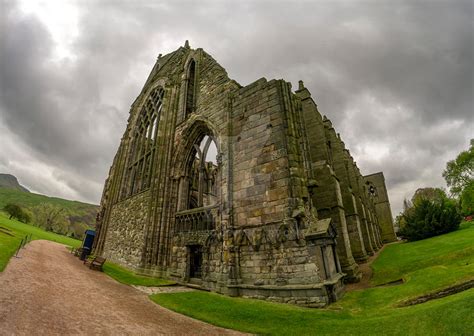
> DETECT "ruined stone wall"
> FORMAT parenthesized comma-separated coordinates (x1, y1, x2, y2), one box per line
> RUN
(232, 78, 289, 227)
(102, 190, 150, 269)
(153, 47, 239, 285)
(295, 85, 361, 282)
(226, 79, 344, 305)
(344, 153, 375, 256)
(94, 42, 396, 307)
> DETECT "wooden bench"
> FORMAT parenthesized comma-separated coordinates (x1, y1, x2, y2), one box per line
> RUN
(84, 256, 106, 271)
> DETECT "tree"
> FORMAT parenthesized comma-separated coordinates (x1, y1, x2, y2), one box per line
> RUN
(443, 139, 474, 196)
(3, 203, 30, 223)
(411, 187, 447, 206)
(19, 208, 32, 223)
(33, 203, 70, 234)
(398, 188, 462, 241)
(460, 180, 474, 216)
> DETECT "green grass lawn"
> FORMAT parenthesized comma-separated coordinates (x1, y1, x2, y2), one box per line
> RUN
(151, 221, 474, 335)
(103, 261, 175, 287)
(371, 221, 474, 286)
(0, 211, 173, 287)
(0, 212, 81, 271)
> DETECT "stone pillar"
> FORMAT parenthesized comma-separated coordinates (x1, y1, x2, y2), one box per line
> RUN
(366, 208, 381, 250)
(325, 131, 367, 264)
(364, 172, 397, 243)
(358, 201, 375, 255)
(295, 86, 360, 282)
(374, 216, 383, 248)
(344, 192, 367, 262)
(312, 162, 361, 282)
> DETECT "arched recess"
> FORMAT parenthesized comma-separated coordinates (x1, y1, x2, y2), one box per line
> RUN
(188, 135, 219, 209)
(185, 59, 197, 118)
(173, 120, 222, 233)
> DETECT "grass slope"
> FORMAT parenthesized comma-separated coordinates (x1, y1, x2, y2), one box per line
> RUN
(0, 212, 81, 271)
(0, 187, 98, 223)
(151, 221, 474, 335)
(371, 221, 474, 285)
(103, 262, 175, 287)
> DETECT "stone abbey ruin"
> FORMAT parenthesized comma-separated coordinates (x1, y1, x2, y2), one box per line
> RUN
(93, 41, 397, 307)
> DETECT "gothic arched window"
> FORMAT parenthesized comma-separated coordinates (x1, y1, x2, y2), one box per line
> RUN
(175, 131, 220, 233)
(188, 135, 218, 209)
(185, 60, 196, 117)
(121, 87, 164, 198)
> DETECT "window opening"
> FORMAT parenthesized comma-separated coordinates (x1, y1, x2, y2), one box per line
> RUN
(188, 135, 218, 209)
(185, 60, 196, 117)
(121, 87, 164, 199)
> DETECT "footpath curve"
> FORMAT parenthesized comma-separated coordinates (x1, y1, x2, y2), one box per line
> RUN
(0, 240, 243, 335)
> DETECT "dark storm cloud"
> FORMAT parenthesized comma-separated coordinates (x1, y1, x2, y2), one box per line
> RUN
(0, 0, 472, 213)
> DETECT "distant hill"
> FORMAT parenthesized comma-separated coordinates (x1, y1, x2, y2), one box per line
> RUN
(0, 174, 29, 192)
(0, 187, 98, 220)
(0, 176, 99, 239)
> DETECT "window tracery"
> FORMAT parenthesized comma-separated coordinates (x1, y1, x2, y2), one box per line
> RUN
(188, 135, 218, 209)
(120, 87, 164, 199)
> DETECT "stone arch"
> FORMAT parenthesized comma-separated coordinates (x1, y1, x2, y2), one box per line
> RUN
(130, 79, 168, 131)
(173, 118, 221, 212)
(120, 85, 165, 199)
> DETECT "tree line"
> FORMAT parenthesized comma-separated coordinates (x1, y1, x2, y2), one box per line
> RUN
(3, 202, 90, 240)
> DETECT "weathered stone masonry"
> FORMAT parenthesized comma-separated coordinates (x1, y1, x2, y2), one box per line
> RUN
(93, 42, 396, 306)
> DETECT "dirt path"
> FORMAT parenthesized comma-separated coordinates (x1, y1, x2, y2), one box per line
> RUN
(345, 243, 397, 291)
(0, 240, 244, 335)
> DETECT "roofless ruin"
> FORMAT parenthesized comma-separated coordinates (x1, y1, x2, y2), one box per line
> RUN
(93, 41, 396, 307)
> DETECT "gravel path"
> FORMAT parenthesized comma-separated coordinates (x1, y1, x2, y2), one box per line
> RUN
(0, 240, 244, 335)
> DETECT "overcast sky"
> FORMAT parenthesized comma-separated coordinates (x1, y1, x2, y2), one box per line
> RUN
(0, 0, 472, 215)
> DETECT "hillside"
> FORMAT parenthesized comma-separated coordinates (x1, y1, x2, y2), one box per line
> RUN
(0, 174, 29, 192)
(0, 187, 98, 234)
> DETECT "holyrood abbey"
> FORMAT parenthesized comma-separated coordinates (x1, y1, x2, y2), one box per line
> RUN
(93, 41, 397, 307)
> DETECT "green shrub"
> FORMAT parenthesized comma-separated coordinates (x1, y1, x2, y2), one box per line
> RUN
(399, 198, 462, 241)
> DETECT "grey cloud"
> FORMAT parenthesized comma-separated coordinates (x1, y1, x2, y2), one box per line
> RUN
(0, 0, 472, 213)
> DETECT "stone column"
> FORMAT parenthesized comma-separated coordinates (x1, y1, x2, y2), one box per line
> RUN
(344, 192, 368, 262)
(312, 162, 361, 282)
(358, 201, 374, 255)
(325, 132, 367, 264)
(366, 208, 381, 250)
(364, 173, 397, 243)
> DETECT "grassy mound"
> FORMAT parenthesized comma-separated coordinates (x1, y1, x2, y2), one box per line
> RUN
(151, 221, 474, 335)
